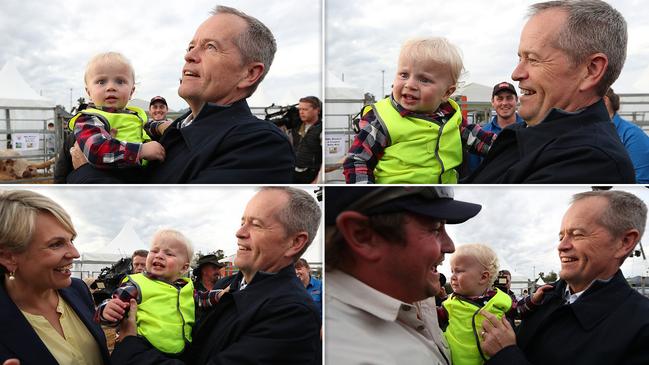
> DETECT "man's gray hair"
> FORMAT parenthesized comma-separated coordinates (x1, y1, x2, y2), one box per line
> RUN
(529, 0, 627, 96)
(260, 187, 321, 259)
(211, 5, 277, 95)
(572, 190, 647, 240)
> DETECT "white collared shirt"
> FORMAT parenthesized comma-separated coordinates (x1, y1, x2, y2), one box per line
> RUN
(564, 276, 614, 304)
(180, 114, 194, 128)
(325, 270, 450, 365)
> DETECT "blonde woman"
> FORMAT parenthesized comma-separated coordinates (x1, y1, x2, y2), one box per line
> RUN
(0, 190, 109, 364)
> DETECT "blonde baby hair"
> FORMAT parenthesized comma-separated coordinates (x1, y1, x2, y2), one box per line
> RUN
(84, 51, 135, 85)
(451, 243, 500, 285)
(400, 37, 464, 85)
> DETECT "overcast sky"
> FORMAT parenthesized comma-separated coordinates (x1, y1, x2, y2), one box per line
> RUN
(443, 186, 649, 280)
(326, 0, 649, 99)
(6, 186, 323, 264)
(0, 0, 321, 111)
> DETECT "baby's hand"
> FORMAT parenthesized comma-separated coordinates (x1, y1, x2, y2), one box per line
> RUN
(531, 284, 554, 305)
(140, 141, 166, 162)
(102, 298, 129, 322)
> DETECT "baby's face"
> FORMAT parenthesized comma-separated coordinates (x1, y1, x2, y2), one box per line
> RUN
(450, 255, 489, 297)
(392, 54, 455, 113)
(146, 239, 189, 282)
(85, 61, 134, 109)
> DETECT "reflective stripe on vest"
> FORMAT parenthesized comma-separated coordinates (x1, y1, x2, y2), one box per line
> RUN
(371, 97, 463, 184)
(442, 288, 512, 365)
(69, 106, 151, 143)
(127, 274, 195, 354)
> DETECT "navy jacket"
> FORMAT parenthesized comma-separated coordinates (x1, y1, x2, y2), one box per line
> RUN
(465, 99, 635, 183)
(0, 278, 110, 365)
(68, 99, 295, 184)
(487, 270, 649, 365)
(111, 265, 322, 364)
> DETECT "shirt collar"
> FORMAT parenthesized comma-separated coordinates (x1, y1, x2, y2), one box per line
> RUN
(563, 275, 615, 304)
(327, 270, 412, 322)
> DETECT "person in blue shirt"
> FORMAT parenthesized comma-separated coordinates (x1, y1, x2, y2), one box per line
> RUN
(604, 88, 649, 183)
(468, 82, 525, 173)
(295, 258, 322, 316)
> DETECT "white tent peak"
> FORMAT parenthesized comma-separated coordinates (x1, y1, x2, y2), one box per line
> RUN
(107, 219, 146, 256)
(0, 60, 51, 103)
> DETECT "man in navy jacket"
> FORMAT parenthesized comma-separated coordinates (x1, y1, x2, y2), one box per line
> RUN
(111, 187, 322, 364)
(466, 1, 634, 183)
(481, 190, 649, 365)
(68, 5, 294, 184)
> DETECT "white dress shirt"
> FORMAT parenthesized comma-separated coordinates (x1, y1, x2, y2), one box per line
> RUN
(325, 270, 451, 365)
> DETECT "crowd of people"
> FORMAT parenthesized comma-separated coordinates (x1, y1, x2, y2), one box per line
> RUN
(0, 187, 322, 364)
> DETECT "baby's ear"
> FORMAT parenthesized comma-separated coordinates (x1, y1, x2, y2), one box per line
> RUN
(444, 84, 457, 99)
(130, 86, 136, 98)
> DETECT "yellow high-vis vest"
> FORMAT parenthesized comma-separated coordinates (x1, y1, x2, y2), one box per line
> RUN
(369, 97, 463, 184)
(442, 288, 512, 365)
(126, 274, 195, 354)
(69, 106, 151, 144)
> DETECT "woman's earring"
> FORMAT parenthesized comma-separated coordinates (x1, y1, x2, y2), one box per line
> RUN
(8, 271, 15, 281)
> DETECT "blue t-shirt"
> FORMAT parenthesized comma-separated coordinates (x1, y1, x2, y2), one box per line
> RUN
(306, 276, 322, 316)
(612, 113, 649, 183)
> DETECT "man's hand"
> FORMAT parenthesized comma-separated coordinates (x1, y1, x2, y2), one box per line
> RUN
(157, 121, 172, 135)
(103, 298, 129, 322)
(70, 142, 89, 169)
(532, 284, 554, 305)
(3, 359, 20, 365)
(118, 299, 138, 339)
(480, 310, 516, 357)
(140, 141, 166, 162)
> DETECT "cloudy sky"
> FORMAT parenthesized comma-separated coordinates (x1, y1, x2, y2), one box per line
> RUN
(326, 0, 649, 99)
(443, 186, 649, 281)
(5, 186, 323, 264)
(0, 0, 321, 111)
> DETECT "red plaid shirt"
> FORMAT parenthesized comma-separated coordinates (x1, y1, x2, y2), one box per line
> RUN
(71, 106, 143, 169)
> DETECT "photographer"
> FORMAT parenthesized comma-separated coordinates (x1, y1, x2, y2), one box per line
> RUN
(494, 269, 517, 305)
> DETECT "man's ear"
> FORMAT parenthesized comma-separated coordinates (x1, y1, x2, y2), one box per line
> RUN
(614, 229, 640, 260)
(336, 211, 383, 261)
(578, 53, 608, 93)
(285, 231, 309, 259)
(237, 62, 265, 90)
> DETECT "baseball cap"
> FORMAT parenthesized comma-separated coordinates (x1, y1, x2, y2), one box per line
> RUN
(325, 187, 482, 225)
(149, 96, 167, 107)
(492, 82, 517, 97)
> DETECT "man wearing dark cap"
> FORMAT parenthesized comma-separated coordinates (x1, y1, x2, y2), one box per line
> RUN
(148, 96, 172, 123)
(467, 82, 525, 173)
(193, 254, 224, 292)
(325, 186, 481, 365)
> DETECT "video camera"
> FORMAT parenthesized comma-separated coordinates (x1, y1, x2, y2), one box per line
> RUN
(264, 103, 301, 130)
(89, 257, 132, 306)
(494, 272, 510, 292)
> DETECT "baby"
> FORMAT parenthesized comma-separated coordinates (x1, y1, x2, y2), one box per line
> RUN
(344, 37, 495, 184)
(97, 229, 223, 355)
(65, 52, 165, 182)
(438, 244, 512, 365)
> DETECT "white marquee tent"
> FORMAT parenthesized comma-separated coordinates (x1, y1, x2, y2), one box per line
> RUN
(74, 220, 146, 277)
(0, 61, 56, 157)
